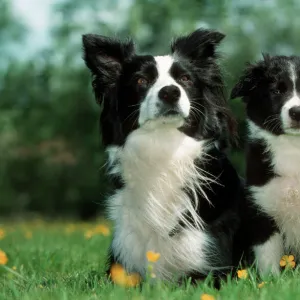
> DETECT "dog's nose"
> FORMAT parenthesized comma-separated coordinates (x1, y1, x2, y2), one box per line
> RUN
(289, 106, 300, 121)
(158, 85, 180, 103)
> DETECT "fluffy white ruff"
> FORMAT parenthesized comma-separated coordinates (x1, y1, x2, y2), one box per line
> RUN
(106, 121, 219, 280)
(249, 121, 300, 265)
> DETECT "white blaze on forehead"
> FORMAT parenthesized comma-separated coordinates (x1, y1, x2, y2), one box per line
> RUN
(281, 62, 300, 131)
(287, 62, 299, 104)
(154, 55, 174, 77)
(138, 55, 190, 126)
(152, 55, 177, 91)
(289, 61, 297, 89)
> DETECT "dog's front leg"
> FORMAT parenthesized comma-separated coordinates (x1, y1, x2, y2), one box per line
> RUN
(252, 232, 283, 276)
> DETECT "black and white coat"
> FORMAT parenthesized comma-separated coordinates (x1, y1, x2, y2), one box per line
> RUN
(82, 29, 243, 283)
(231, 54, 300, 275)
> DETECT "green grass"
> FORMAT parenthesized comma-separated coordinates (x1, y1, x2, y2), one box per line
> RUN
(0, 220, 299, 300)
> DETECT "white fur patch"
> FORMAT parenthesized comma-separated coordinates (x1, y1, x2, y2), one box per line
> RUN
(253, 232, 283, 276)
(281, 62, 300, 134)
(106, 124, 218, 280)
(249, 121, 300, 257)
(138, 55, 190, 126)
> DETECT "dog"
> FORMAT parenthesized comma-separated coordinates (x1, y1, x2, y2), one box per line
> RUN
(82, 29, 243, 284)
(231, 54, 300, 276)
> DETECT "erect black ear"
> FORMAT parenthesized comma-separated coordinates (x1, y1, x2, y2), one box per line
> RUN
(82, 34, 135, 102)
(231, 53, 271, 100)
(230, 67, 254, 101)
(230, 64, 268, 101)
(171, 28, 225, 60)
(262, 52, 272, 63)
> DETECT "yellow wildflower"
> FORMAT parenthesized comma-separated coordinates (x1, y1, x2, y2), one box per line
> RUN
(0, 250, 8, 265)
(146, 251, 161, 263)
(12, 266, 17, 271)
(280, 255, 296, 268)
(237, 269, 248, 279)
(0, 228, 5, 240)
(110, 264, 141, 287)
(94, 224, 110, 236)
(258, 281, 266, 288)
(84, 230, 94, 239)
(201, 294, 215, 300)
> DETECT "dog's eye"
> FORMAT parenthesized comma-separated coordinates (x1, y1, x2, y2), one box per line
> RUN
(272, 82, 287, 95)
(180, 75, 191, 83)
(137, 78, 148, 86)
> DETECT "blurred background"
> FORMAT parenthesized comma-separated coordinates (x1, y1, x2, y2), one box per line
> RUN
(1, 0, 299, 220)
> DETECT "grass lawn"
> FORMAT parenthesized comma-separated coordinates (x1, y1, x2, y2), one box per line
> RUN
(0, 219, 299, 300)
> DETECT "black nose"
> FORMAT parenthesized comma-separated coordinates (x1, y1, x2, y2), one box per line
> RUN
(289, 106, 300, 121)
(158, 85, 180, 103)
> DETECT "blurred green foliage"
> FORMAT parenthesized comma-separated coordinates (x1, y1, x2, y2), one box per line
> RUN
(1, 0, 300, 218)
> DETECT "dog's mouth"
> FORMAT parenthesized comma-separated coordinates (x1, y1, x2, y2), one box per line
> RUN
(141, 104, 188, 128)
(290, 120, 300, 128)
(285, 122, 300, 135)
(158, 105, 186, 119)
(287, 120, 300, 130)
(162, 108, 182, 117)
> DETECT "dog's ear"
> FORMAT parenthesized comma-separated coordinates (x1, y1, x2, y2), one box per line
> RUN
(230, 64, 267, 102)
(262, 52, 272, 63)
(231, 54, 271, 101)
(230, 68, 254, 101)
(171, 29, 225, 60)
(82, 34, 135, 103)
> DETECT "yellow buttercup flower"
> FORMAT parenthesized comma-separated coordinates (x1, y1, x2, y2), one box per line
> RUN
(258, 281, 266, 288)
(237, 269, 248, 279)
(201, 294, 215, 300)
(84, 230, 94, 239)
(146, 251, 161, 263)
(110, 264, 141, 287)
(0, 250, 8, 265)
(0, 228, 5, 240)
(280, 255, 296, 269)
(94, 224, 110, 236)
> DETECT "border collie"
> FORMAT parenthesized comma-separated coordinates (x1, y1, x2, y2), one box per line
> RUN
(82, 29, 242, 283)
(231, 54, 300, 275)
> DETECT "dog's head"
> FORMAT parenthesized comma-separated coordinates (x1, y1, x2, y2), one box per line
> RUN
(83, 29, 235, 146)
(231, 54, 300, 135)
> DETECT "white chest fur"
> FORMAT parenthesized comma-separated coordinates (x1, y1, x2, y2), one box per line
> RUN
(249, 121, 300, 252)
(106, 122, 216, 280)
